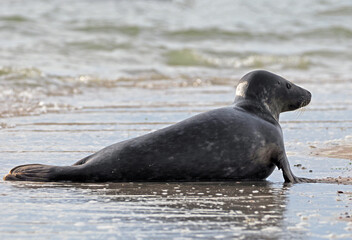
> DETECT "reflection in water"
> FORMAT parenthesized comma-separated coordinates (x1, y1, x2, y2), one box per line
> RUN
(5, 181, 289, 239)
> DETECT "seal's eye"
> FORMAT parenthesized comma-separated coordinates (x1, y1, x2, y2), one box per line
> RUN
(286, 83, 292, 89)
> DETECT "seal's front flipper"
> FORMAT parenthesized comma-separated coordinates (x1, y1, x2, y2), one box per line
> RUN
(296, 177, 316, 183)
(277, 155, 315, 183)
(3, 164, 81, 182)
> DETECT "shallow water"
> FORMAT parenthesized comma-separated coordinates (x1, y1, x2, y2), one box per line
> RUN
(1, 0, 352, 239)
(0, 181, 351, 239)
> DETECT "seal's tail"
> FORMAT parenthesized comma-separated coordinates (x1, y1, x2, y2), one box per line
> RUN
(3, 164, 80, 182)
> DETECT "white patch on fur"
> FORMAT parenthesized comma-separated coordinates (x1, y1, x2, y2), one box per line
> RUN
(235, 82, 248, 97)
(263, 102, 272, 113)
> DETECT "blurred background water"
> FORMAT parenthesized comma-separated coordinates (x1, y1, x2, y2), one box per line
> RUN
(0, 0, 351, 239)
(1, 0, 352, 117)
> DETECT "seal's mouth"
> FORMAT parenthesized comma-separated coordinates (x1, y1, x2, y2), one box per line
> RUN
(288, 95, 311, 110)
(301, 97, 311, 107)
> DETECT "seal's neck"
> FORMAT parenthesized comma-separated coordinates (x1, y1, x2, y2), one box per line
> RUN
(234, 98, 280, 125)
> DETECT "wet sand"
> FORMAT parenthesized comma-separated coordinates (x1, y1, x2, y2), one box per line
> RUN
(312, 144, 352, 185)
(313, 144, 352, 161)
(1, 83, 352, 239)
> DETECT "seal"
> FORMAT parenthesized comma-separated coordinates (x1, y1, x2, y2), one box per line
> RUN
(3, 70, 312, 183)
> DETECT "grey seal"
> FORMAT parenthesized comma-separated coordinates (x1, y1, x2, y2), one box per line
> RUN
(4, 70, 312, 183)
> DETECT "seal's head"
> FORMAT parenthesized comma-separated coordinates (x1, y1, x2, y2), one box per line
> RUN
(235, 70, 311, 121)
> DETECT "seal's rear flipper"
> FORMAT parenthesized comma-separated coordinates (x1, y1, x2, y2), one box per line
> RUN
(3, 164, 57, 182)
(3, 164, 81, 182)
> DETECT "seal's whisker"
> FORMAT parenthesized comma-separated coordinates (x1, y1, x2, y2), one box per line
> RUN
(297, 107, 306, 119)
(295, 100, 307, 119)
(295, 108, 303, 119)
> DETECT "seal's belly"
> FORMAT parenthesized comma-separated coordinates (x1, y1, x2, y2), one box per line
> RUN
(95, 136, 277, 181)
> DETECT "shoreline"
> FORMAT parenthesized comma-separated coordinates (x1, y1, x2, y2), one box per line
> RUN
(312, 144, 352, 185)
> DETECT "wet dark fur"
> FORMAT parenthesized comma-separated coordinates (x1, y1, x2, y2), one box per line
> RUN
(4, 70, 312, 183)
